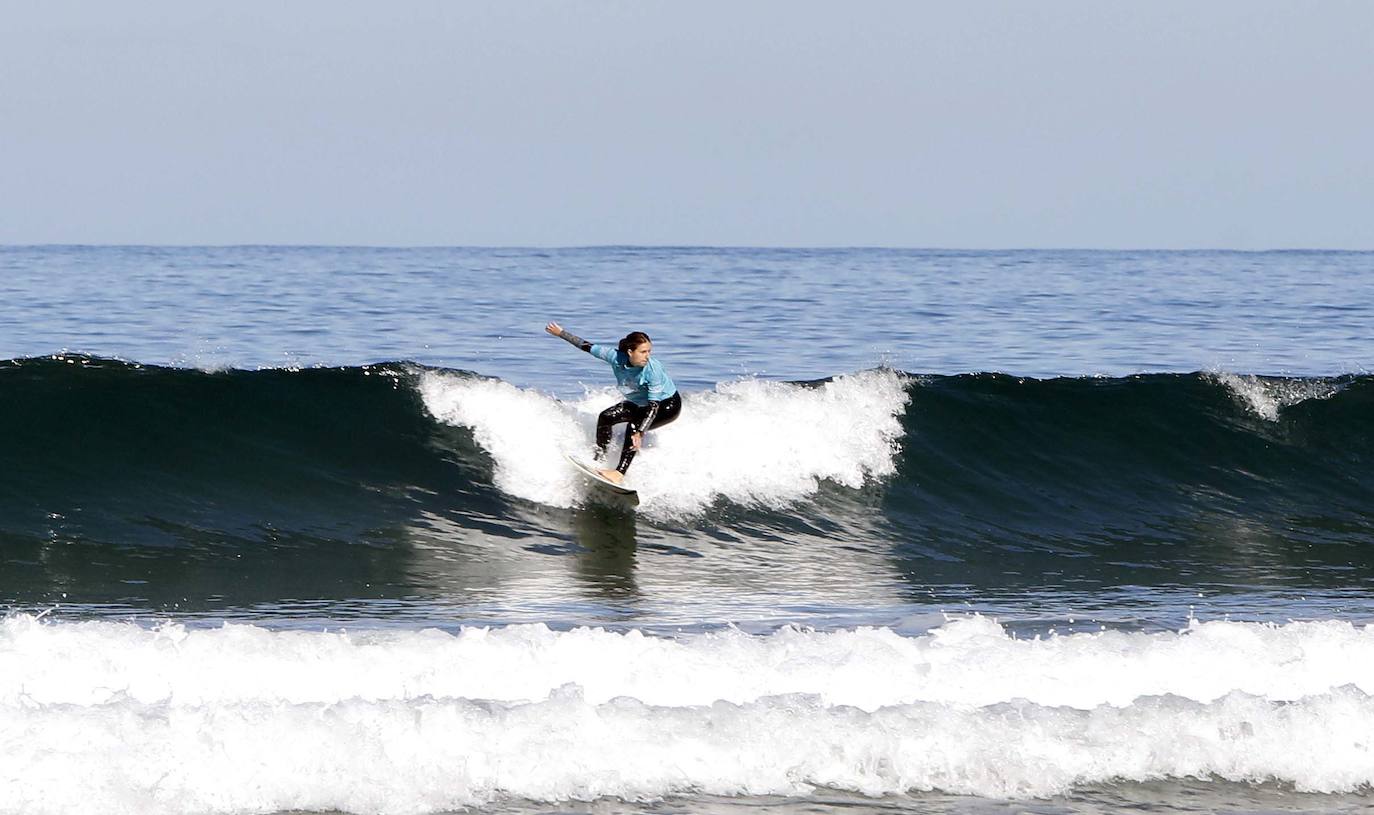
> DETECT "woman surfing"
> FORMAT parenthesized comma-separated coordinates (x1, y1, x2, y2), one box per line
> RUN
(545, 321, 682, 485)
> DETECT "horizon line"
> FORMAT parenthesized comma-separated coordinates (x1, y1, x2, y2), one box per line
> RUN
(3, 243, 1372, 253)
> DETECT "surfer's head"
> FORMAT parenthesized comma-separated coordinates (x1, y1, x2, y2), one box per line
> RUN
(618, 331, 652, 367)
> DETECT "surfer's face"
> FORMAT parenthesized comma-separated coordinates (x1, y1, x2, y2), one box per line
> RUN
(627, 341, 652, 367)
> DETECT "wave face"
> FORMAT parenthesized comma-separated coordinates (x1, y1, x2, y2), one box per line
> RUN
(882, 369, 1374, 584)
(5, 613, 1374, 813)
(0, 355, 480, 542)
(3, 356, 1373, 604)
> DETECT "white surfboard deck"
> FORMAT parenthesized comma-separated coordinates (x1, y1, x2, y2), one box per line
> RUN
(565, 454, 638, 496)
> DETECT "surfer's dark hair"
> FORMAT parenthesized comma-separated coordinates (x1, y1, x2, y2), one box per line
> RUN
(618, 331, 651, 353)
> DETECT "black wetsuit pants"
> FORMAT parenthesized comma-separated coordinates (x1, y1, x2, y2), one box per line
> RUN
(596, 392, 683, 474)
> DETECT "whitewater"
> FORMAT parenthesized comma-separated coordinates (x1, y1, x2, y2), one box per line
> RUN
(416, 368, 911, 516)
(6, 614, 1374, 813)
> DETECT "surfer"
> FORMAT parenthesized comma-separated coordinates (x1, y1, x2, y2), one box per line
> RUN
(545, 321, 682, 484)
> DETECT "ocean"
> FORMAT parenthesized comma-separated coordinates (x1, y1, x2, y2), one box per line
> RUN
(1, 246, 1372, 814)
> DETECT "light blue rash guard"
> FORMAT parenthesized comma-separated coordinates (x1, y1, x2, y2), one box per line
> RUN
(589, 344, 678, 406)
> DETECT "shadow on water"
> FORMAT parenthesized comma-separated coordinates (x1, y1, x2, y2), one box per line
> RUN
(569, 504, 640, 599)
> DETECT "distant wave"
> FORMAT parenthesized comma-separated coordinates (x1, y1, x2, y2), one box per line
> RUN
(5, 613, 1374, 812)
(2, 355, 1371, 567)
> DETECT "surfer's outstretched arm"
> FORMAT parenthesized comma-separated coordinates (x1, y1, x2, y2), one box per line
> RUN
(544, 321, 592, 353)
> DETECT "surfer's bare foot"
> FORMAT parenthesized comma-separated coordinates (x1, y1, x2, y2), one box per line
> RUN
(598, 469, 625, 485)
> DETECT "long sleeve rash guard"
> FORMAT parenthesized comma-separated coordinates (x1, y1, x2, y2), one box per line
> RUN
(558, 329, 678, 430)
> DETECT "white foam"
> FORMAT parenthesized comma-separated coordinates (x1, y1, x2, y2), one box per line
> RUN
(417, 369, 911, 516)
(7, 614, 1374, 711)
(9, 688, 1374, 814)
(6, 614, 1374, 812)
(417, 373, 585, 506)
(1210, 372, 1342, 422)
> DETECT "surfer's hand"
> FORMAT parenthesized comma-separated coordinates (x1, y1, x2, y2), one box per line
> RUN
(631, 432, 643, 451)
(545, 322, 563, 337)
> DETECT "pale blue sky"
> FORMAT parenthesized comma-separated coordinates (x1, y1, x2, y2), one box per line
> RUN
(3, 1, 1371, 248)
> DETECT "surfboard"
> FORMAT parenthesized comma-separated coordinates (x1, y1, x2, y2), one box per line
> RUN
(565, 454, 638, 497)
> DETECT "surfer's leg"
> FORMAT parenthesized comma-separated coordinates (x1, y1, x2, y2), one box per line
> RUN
(615, 423, 640, 474)
(614, 394, 682, 474)
(596, 401, 635, 461)
(647, 392, 682, 430)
